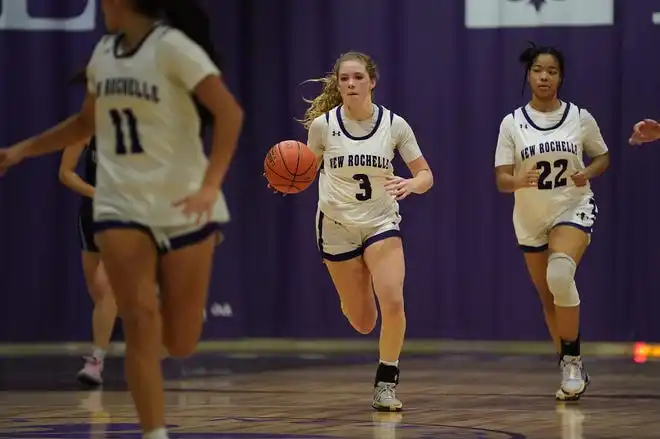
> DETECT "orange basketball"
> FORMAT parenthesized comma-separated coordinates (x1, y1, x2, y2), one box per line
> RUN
(264, 140, 317, 194)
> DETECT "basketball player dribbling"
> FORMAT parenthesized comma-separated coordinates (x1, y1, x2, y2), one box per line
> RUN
(0, 1, 244, 438)
(59, 72, 117, 386)
(298, 51, 434, 411)
(494, 43, 610, 401)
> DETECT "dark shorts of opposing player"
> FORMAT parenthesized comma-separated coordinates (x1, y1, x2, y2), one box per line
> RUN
(315, 210, 402, 262)
(78, 211, 100, 253)
(92, 218, 225, 254)
(516, 196, 597, 253)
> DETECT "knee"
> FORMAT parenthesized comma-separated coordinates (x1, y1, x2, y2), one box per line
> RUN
(164, 341, 196, 359)
(163, 330, 199, 358)
(376, 286, 405, 320)
(115, 292, 158, 324)
(162, 308, 204, 359)
(354, 325, 375, 335)
(546, 252, 580, 307)
(93, 282, 116, 308)
(88, 267, 114, 304)
(341, 299, 377, 335)
(351, 315, 377, 335)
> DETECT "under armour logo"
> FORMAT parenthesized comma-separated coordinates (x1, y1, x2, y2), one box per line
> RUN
(332, 130, 341, 136)
(520, 123, 529, 129)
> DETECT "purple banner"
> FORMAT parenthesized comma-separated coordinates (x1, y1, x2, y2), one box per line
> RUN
(1, 0, 659, 342)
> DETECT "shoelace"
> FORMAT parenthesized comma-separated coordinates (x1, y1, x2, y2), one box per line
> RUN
(376, 382, 397, 401)
(562, 358, 582, 381)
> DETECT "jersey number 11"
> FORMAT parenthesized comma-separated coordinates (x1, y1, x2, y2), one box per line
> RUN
(109, 108, 144, 155)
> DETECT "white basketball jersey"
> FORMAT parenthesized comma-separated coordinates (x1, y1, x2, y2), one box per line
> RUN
(86, 26, 230, 227)
(510, 102, 592, 214)
(318, 105, 399, 228)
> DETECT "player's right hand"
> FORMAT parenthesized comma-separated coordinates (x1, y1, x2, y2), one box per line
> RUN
(262, 174, 286, 196)
(515, 169, 541, 190)
(0, 145, 26, 176)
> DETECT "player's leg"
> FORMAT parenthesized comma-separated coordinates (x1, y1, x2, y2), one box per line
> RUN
(324, 259, 376, 334)
(547, 224, 590, 400)
(317, 211, 377, 334)
(78, 252, 117, 385)
(76, 215, 117, 385)
(94, 225, 164, 436)
(516, 217, 562, 354)
(521, 249, 561, 354)
(363, 228, 405, 412)
(547, 196, 597, 401)
(155, 223, 221, 358)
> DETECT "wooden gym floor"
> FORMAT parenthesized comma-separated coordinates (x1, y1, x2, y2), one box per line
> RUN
(0, 340, 658, 438)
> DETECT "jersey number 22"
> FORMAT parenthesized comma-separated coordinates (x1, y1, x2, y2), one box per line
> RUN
(109, 109, 144, 155)
(536, 159, 568, 190)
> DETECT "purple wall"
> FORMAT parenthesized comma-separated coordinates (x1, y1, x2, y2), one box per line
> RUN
(1, 0, 659, 343)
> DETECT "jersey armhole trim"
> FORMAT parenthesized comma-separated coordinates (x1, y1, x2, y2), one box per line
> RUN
(157, 26, 173, 40)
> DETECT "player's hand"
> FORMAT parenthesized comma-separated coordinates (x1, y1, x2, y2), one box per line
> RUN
(514, 169, 541, 190)
(629, 119, 660, 145)
(0, 144, 27, 176)
(172, 185, 219, 225)
(385, 176, 412, 201)
(571, 170, 589, 187)
(262, 173, 287, 196)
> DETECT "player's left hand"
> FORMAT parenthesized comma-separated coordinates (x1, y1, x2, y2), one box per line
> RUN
(571, 170, 589, 187)
(172, 185, 219, 225)
(385, 176, 412, 201)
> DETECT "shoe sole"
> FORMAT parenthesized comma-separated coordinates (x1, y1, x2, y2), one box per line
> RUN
(372, 403, 403, 412)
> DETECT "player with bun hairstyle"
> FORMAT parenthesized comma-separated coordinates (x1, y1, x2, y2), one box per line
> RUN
(494, 42, 610, 401)
(0, 1, 243, 438)
(296, 51, 433, 412)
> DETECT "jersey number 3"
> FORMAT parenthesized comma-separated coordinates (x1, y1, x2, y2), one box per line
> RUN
(536, 159, 568, 190)
(109, 109, 144, 155)
(353, 174, 372, 201)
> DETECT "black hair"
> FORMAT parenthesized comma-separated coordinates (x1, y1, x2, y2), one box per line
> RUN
(518, 41, 565, 95)
(132, 0, 219, 133)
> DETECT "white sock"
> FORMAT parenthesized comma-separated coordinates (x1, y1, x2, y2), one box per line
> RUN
(92, 347, 106, 362)
(143, 427, 169, 439)
(380, 359, 399, 367)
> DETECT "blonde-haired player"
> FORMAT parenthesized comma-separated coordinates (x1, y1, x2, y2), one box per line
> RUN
(495, 43, 610, 401)
(296, 51, 433, 412)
